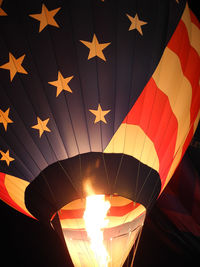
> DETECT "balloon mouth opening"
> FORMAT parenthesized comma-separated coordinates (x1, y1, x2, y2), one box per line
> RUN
(58, 194, 146, 267)
(25, 152, 160, 222)
(58, 194, 146, 230)
(69, 179, 146, 227)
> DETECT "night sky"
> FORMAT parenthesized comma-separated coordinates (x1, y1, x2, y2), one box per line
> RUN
(1, 187, 199, 267)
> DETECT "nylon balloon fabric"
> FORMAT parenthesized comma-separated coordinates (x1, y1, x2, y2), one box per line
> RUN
(0, 0, 199, 221)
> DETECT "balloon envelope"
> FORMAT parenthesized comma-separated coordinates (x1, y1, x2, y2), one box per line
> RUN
(0, 0, 199, 265)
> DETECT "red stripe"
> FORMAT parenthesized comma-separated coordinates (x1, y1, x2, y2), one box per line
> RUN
(190, 9, 200, 29)
(0, 172, 33, 218)
(59, 202, 139, 220)
(60, 208, 84, 219)
(122, 12, 200, 187)
(118, 9, 200, 192)
(123, 78, 178, 186)
(168, 20, 200, 86)
(0, 172, 12, 204)
(108, 202, 139, 216)
(161, 9, 200, 181)
(166, 11, 200, 174)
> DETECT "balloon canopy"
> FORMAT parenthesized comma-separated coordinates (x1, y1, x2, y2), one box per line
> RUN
(0, 0, 199, 266)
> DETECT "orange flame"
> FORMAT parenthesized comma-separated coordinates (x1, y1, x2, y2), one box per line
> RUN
(83, 181, 111, 266)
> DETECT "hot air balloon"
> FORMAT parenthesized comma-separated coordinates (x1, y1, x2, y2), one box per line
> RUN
(0, 0, 199, 266)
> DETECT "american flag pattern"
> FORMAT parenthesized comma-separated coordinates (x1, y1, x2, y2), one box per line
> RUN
(0, 0, 199, 218)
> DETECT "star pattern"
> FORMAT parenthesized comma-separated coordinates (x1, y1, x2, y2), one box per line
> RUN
(0, 53, 28, 81)
(31, 117, 51, 137)
(80, 34, 111, 61)
(0, 1, 180, 176)
(0, 150, 15, 166)
(89, 104, 111, 124)
(48, 71, 74, 97)
(29, 4, 61, 33)
(126, 13, 148, 35)
(0, 108, 13, 131)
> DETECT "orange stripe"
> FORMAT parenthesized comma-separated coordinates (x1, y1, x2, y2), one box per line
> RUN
(123, 77, 177, 185)
(167, 19, 200, 124)
(0, 172, 12, 205)
(104, 124, 160, 171)
(0, 172, 33, 217)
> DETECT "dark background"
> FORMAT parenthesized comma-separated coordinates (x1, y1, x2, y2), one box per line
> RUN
(1, 141, 199, 267)
(1, 129, 199, 267)
(0, 1, 199, 266)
